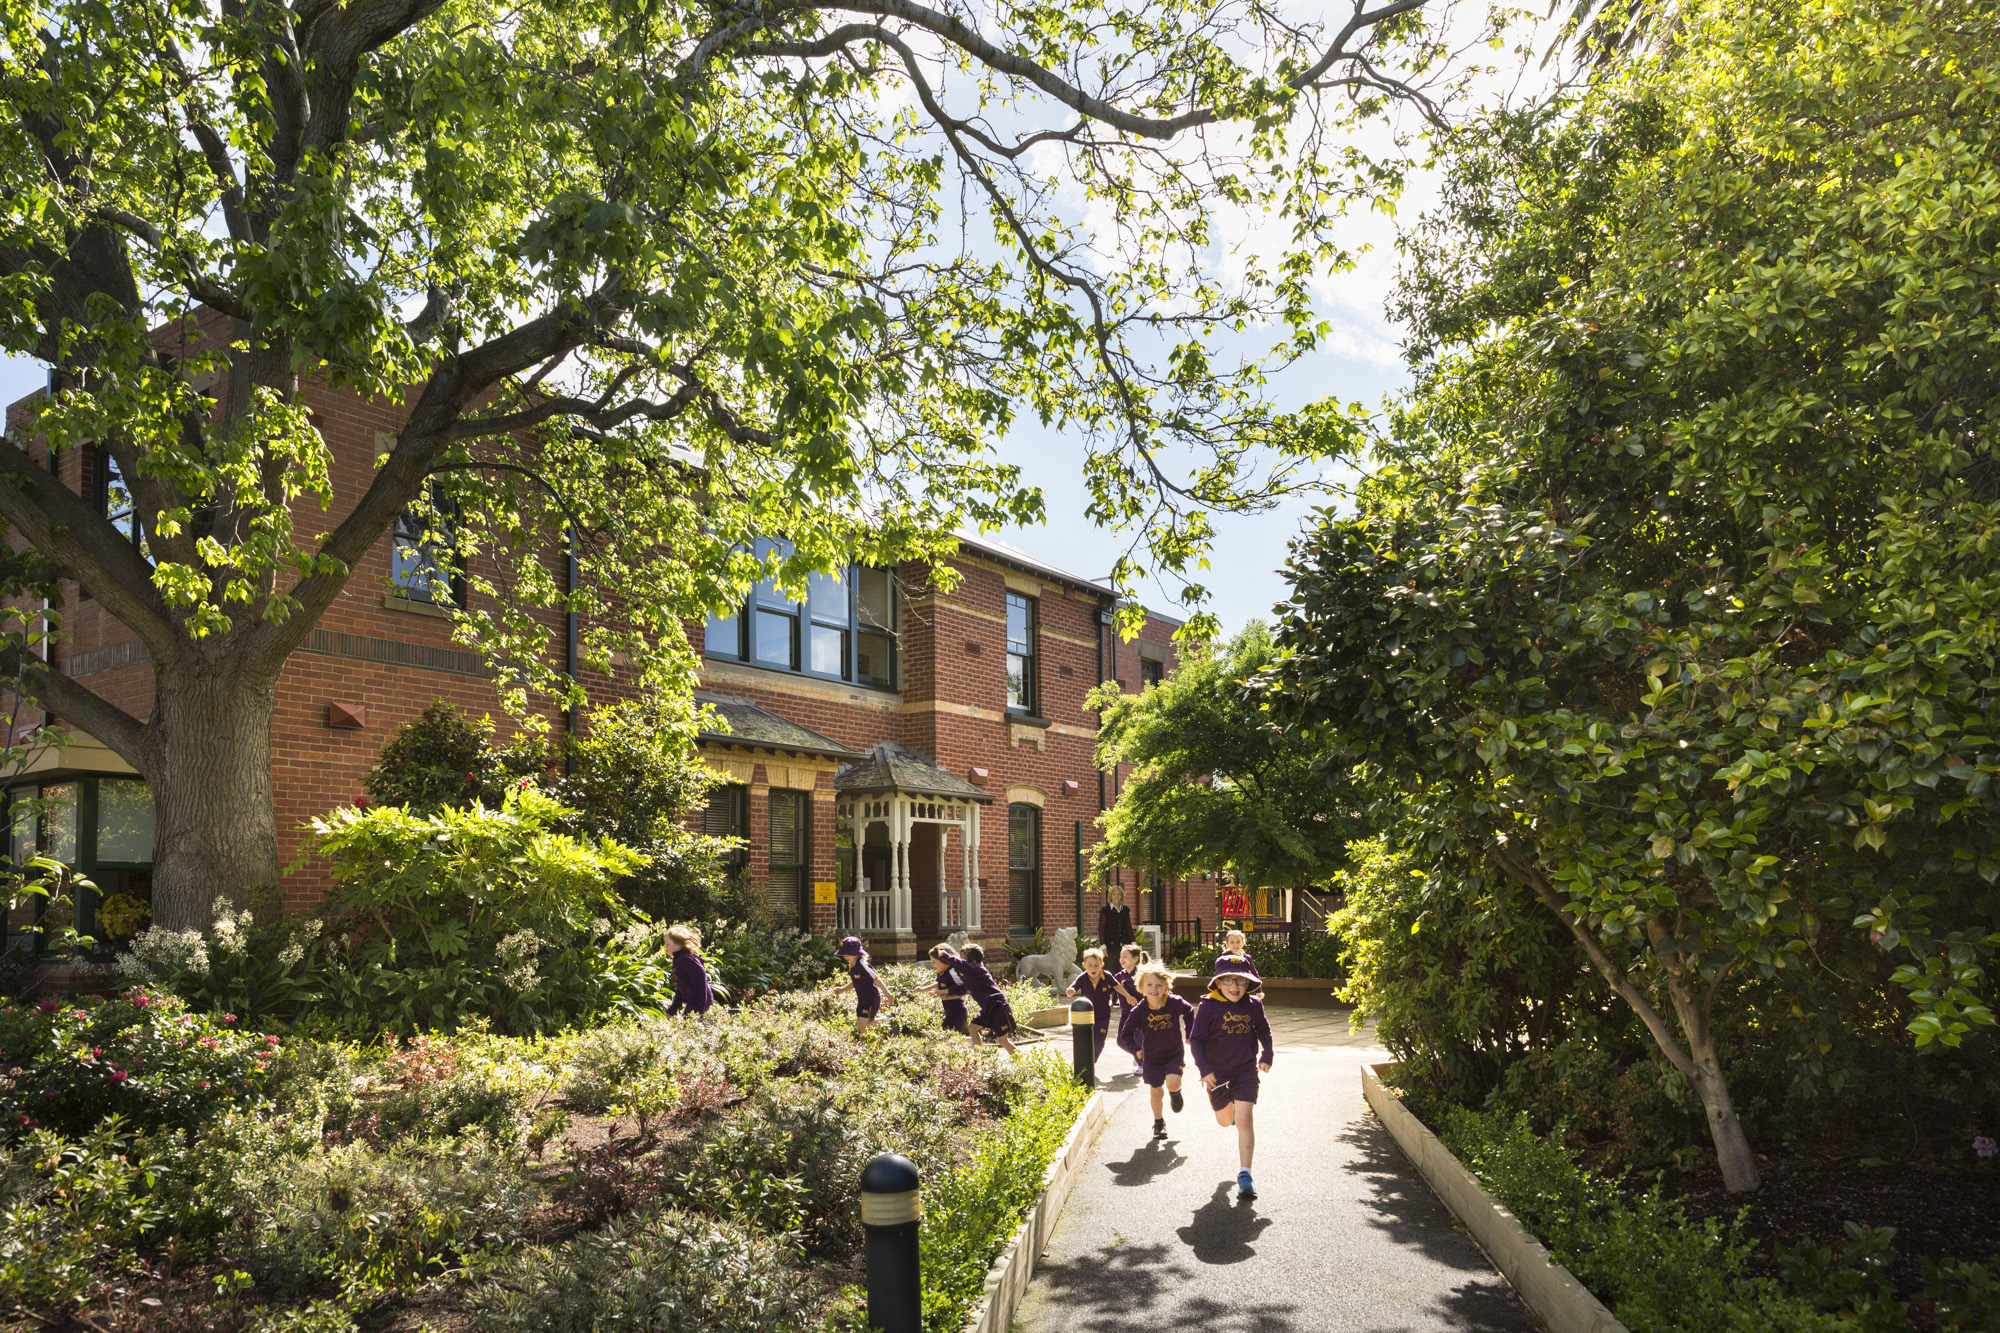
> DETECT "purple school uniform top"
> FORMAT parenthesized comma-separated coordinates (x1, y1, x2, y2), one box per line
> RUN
(667, 949, 713, 1015)
(1120, 994, 1195, 1062)
(947, 960, 1006, 1009)
(849, 957, 883, 1011)
(1069, 969, 1118, 1023)
(1189, 994, 1274, 1077)
(1111, 968, 1140, 1016)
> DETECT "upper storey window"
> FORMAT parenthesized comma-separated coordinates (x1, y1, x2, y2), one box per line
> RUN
(1140, 657, 1164, 690)
(705, 540, 899, 689)
(1006, 592, 1037, 714)
(94, 448, 151, 564)
(390, 484, 465, 608)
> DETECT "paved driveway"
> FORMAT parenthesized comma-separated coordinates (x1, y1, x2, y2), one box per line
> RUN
(1013, 1007, 1533, 1333)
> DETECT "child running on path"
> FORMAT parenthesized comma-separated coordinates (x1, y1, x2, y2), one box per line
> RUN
(665, 924, 713, 1017)
(953, 944, 1018, 1054)
(924, 943, 971, 1035)
(1189, 954, 1274, 1199)
(1110, 944, 1147, 1069)
(1065, 947, 1119, 1065)
(833, 936, 891, 1037)
(1117, 960, 1195, 1139)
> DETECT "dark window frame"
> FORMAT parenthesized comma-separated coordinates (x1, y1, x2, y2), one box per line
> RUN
(1005, 592, 1038, 715)
(767, 788, 810, 929)
(1007, 802, 1040, 933)
(5, 776, 154, 957)
(703, 544, 900, 691)
(702, 783, 748, 871)
(390, 483, 467, 608)
(1140, 657, 1164, 690)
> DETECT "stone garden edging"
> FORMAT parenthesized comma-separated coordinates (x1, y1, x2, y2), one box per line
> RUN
(1362, 1062, 1630, 1333)
(958, 1086, 1116, 1333)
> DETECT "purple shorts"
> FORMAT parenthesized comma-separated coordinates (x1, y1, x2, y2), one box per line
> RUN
(1141, 1059, 1184, 1088)
(974, 1002, 1017, 1037)
(1206, 1068, 1259, 1110)
(857, 997, 881, 1020)
(942, 1000, 969, 1034)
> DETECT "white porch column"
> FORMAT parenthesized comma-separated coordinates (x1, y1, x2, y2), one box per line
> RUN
(892, 796, 912, 933)
(966, 804, 982, 929)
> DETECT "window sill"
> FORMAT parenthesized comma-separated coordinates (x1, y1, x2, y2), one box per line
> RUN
(1006, 712, 1052, 729)
(701, 654, 901, 696)
(383, 593, 455, 620)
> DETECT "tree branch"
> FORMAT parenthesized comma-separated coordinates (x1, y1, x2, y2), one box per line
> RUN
(0, 647, 151, 768)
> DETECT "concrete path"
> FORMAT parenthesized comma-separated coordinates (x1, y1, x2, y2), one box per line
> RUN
(1014, 1007, 1533, 1333)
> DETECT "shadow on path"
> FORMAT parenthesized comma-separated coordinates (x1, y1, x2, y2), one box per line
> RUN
(1177, 1180, 1275, 1266)
(1103, 1138, 1188, 1188)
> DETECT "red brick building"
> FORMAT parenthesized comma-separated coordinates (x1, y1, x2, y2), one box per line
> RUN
(2, 374, 1222, 957)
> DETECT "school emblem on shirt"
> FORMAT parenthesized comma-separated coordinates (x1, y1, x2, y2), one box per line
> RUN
(1222, 1013, 1256, 1034)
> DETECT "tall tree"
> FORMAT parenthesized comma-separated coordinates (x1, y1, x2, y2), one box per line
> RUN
(0, 0, 1457, 927)
(1091, 622, 1361, 891)
(1262, 0, 2000, 1191)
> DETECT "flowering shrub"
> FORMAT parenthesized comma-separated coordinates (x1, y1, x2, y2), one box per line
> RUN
(117, 896, 325, 1031)
(0, 989, 275, 1142)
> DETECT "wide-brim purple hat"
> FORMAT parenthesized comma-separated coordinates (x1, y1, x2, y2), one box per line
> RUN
(836, 935, 865, 957)
(1206, 953, 1263, 997)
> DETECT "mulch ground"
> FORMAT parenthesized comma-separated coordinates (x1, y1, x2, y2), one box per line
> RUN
(1650, 1150, 2000, 1307)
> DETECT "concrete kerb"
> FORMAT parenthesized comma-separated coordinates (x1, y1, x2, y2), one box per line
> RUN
(958, 1086, 1118, 1333)
(1362, 1062, 1629, 1333)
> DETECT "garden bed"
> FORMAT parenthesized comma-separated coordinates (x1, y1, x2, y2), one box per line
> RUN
(1372, 1065, 2000, 1332)
(0, 966, 1082, 1333)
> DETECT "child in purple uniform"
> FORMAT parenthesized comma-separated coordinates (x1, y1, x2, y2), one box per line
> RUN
(833, 936, 892, 1037)
(665, 924, 714, 1016)
(952, 944, 1018, 1054)
(1110, 944, 1148, 1069)
(1118, 961, 1195, 1139)
(1220, 931, 1261, 976)
(1190, 954, 1274, 1198)
(924, 942, 971, 1034)
(1065, 947, 1120, 1064)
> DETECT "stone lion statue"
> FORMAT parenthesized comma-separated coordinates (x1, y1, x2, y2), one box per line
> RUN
(1012, 925, 1079, 988)
(946, 930, 971, 956)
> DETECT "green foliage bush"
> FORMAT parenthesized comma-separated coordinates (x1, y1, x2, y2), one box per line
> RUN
(363, 702, 547, 815)
(0, 988, 277, 1141)
(1185, 928, 1344, 980)
(0, 1119, 166, 1314)
(247, 1138, 534, 1295)
(1436, 1107, 1834, 1332)
(476, 1207, 819, 1333)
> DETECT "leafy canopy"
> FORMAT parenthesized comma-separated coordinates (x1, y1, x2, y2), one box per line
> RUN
(1091, 621, 1362, 888)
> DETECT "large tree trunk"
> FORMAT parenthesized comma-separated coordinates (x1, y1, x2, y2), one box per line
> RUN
(141, 665, 280, 931)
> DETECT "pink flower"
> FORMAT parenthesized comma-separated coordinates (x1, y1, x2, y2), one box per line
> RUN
(17, 1115, 35, 1127)
(199, 1081, 211, 1090)
(110, 1069, 129, 1083)
(1976, 1136, 1997, 1159)
(199, 1037, 219, 1049)
(91, 1048, 103, 1059)
(263, 1035, 280, 1046)
(128, 993, 149, 1008)
(36, 1000, 56, 1015)
(221, 1014, 236, 1024)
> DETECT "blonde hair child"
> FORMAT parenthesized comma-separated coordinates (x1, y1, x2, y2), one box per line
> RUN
(665, 923, 713, 1016)
(1115, 961, 1196, 1138)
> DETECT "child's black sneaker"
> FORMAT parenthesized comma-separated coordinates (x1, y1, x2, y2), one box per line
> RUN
(1152, 1117, 1167, 1139)
(1169, 1089, 1184, 1114)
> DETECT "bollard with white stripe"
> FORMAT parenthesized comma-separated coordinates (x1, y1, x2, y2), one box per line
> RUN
(1070, 996, 1096, 1087)
(860, 1153, 922, 1333)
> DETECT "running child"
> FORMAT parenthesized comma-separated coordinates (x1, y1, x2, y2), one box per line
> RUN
(1110, 944, 1149, 1072)
(924, 942, 971, 1035)
(953, 943, 1018, 1054)
(833, 936, 892, 1037)
(1117, 960, 1196, 1140)
(1189, 954, 1274, 1199)
(665, 923, 713, 1017)
(1065, 947, 1119, 1065)
(1220, 930, 1261, 976)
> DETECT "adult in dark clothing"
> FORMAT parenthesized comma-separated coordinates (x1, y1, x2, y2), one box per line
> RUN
(1097, 885, 1135, 952)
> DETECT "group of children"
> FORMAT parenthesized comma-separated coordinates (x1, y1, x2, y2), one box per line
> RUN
(680, 923, 1271, 1201)
(1067, 929, 1272, 1200)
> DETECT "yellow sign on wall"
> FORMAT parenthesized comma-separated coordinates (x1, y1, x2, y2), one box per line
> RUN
(812, 881, 837, 904)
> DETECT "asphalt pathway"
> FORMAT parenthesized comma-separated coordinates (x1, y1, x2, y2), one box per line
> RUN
(1013, 1006, 1534, 1333)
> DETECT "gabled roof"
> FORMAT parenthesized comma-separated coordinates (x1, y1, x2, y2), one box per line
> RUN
(694, 693, 865, 761)
(835, 742, 995, 803)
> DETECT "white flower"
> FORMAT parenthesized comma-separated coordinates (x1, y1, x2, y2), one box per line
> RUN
(116, 926, 210, 979)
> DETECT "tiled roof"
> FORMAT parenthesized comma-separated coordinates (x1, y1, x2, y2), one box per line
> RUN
(694, 694, 865, 761)
(835, 742, 995, 803)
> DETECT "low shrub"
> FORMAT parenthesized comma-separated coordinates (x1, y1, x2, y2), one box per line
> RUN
(1436, 1107, 1833, 1332)
(248, 1138, 535, 1295)
(915, 1056, 1090, 1333)
(476, 1206, 820, 1332)
(0, 988, 277, 1142)
(0, 1119, 166, 1315)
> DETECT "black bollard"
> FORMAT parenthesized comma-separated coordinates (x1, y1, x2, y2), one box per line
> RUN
(860, 1153, 922, 1333)
(1070, 996, 1096, 1087)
